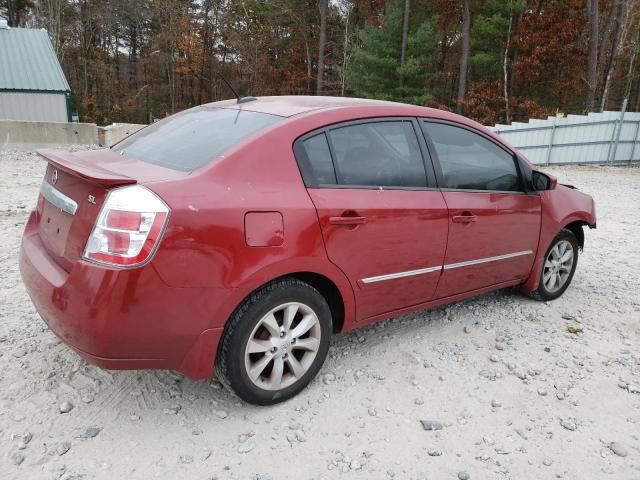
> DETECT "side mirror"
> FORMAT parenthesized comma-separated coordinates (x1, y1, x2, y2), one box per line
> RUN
(532, 171, 557, 191)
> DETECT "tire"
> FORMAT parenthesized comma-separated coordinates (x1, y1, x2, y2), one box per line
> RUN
(533, 229, 579, 301)
(215, 278, 332, 405)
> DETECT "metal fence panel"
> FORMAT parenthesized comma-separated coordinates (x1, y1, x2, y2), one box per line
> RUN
(491, 108, 640, 165)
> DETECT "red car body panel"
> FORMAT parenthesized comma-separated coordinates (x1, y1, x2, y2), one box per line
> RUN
(308, 188, 449, 320)
(521, 184, 596, 293)
(435, 191, 541, 297)
(19, 96, 596, 380)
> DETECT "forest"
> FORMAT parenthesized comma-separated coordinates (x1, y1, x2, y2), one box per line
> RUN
(2, 0, 639, 126)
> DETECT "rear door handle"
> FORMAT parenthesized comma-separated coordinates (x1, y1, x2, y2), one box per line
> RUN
(329, 216, 367, 226)
(452, 213, 477, 224)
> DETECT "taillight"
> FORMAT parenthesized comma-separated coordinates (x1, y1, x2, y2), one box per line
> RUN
(83, 185, 170, 267)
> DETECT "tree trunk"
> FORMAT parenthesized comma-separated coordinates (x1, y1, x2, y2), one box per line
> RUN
(503, 9, 513, 124)
(586, 0, 599, 111)
(600, 0, 625, 112)
(625, 24, 640, 102)
(198, 1, 211, 105)
(5, 0, 24, 26)
(456, 0, 471, 114)
(341, 8, 350, 97)
(316, 0, 329, 95)
(304, 35, 313, 93)
(598, 0, 616, 74)
(399, 0, 411, 91)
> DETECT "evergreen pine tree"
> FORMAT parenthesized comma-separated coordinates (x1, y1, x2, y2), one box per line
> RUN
(348, 0, 440, 105)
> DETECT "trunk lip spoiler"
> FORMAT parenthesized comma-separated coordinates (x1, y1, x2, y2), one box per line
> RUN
(36, 149, 137, 186)
(40, 181, 78, 215)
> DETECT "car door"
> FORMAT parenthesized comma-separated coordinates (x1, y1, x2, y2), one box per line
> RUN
(420, 120, 541, 298)
(294, 119, 449, 321)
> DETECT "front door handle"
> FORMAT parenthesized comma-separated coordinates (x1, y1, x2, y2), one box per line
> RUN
(329, 216, 367, 226)
(452, 213, 477, 224)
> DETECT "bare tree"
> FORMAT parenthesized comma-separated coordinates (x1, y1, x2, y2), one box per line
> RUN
(625, 13, 640, 103)
(341, 3, 350, 97)
(399, 0, 410, 91)
(2, 0, 31, 26)
(600, 0, 626, 111)
(456, 0, 470, 114)
(36, 0, 65, 58)
(316, 0, 329, 95)
(503, 4, 513, 123)
(586, 0, 599, 111)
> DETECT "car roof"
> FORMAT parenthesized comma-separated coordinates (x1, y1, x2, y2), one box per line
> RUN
(213, 95, 433, 118)
(209, 95, 521, 161)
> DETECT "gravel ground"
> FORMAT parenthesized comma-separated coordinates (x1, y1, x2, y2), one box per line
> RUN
(0, 149, 639, 480)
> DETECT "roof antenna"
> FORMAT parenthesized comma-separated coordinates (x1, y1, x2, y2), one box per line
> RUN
(217, 73, 257, 104)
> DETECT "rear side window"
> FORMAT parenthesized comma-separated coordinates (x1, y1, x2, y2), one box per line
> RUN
(329, 122, 427, 188)
(422, 122, 520, 192)
(296, 120, 428, 188)
(301, 133, 336, 184)
(113, 107, 282, 171)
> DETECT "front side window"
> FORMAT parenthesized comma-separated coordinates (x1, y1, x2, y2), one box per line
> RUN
(113, 107, 282, 172)
(422, 122, 520, 192)
(328, 121, 427, 188)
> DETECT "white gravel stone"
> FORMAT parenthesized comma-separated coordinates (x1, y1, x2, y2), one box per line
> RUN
(560, 418, 577, 431)
(608, 442, 628, 457)
(56, 441, 71, 456)
(323, 373, 336, 385)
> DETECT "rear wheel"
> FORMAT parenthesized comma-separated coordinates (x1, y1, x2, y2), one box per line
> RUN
(534, 229, 579, 301)
(216, 278, 332, 405)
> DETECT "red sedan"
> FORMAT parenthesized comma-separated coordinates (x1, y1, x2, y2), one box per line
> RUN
(20, 96, 596, 405)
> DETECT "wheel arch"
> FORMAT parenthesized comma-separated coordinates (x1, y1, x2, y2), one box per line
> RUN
(229, 259, 356, 334)
(563, 220, 586, 250)
(520, 211, 592, 295)
(286, 272, 346, 332)
(233, 271, 348, 333)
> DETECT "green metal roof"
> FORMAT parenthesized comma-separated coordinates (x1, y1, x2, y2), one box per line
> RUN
(0, 27, 70, 92)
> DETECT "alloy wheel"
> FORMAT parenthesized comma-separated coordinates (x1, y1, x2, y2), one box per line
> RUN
(542, 239, 575, 293)
(244, 302, 322, 391)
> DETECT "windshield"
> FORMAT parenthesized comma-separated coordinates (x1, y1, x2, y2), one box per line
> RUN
(113, 106, 282, 171)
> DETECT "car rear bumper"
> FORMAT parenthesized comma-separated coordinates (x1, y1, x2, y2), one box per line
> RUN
(19, 211, 234, 379)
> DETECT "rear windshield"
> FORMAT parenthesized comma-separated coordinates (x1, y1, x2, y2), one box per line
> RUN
(112, 106, 282, 171)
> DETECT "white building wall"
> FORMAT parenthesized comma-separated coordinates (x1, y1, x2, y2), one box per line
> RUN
(0, 91, 67, 122)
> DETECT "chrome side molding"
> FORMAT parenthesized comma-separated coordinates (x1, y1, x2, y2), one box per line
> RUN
(443, 250, 533, 270)
(40, 182, 78, 215)
(361, 250, 533, 284)
(362, 266, 441, 284)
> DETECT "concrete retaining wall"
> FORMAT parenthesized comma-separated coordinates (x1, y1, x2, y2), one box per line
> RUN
(99, 123, 146, 147)
(0, 120, 146, 150)
(0, 120, 98, 148)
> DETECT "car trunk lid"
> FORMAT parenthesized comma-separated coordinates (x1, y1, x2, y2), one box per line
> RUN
(34, 148, 185, 271)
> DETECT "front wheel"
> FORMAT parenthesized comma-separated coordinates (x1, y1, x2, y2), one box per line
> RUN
(534, 229, 579, 301)
(215, 278, 332, 405)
